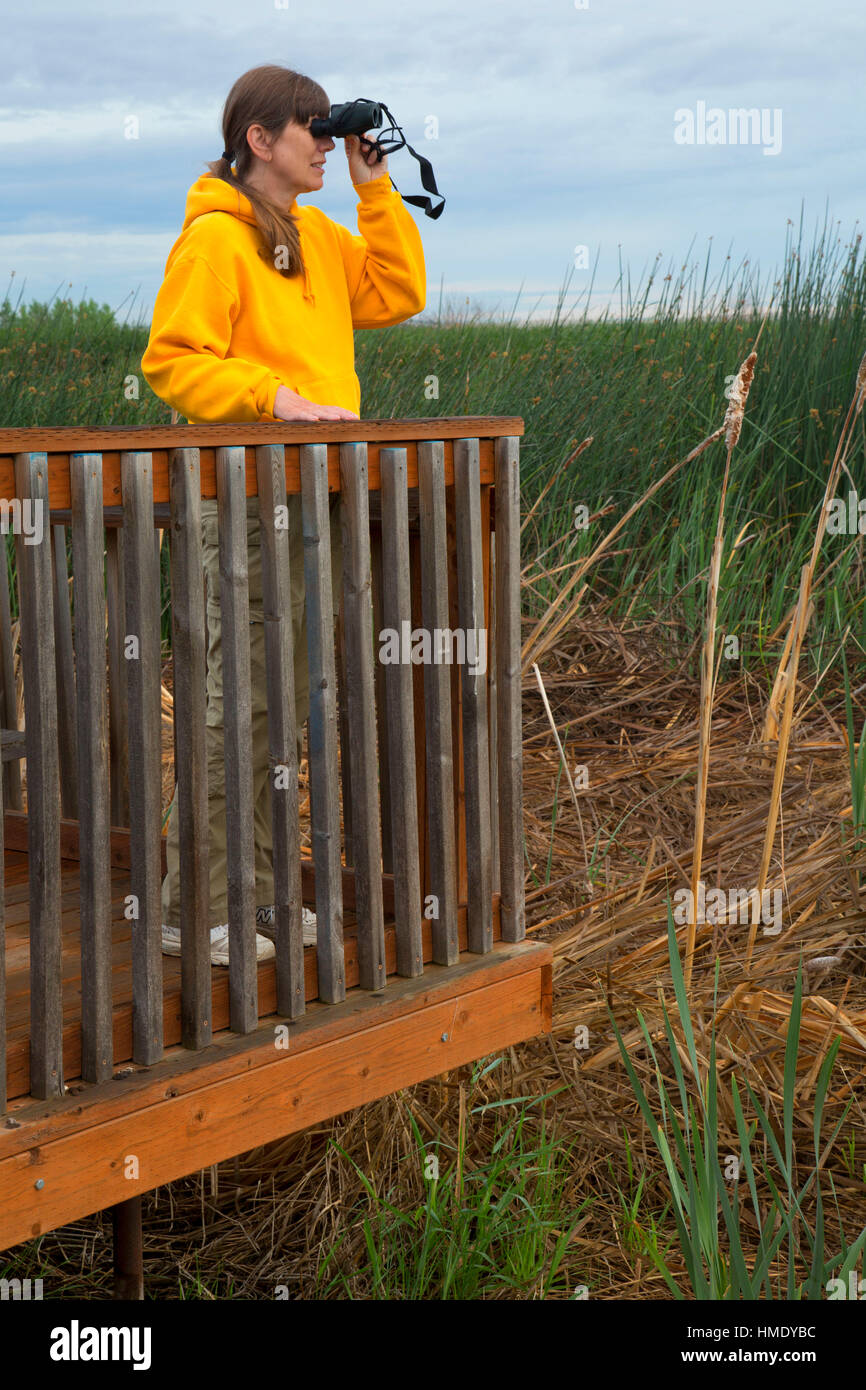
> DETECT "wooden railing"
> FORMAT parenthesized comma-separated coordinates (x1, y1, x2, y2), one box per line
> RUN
(0, 418, 525, 1109)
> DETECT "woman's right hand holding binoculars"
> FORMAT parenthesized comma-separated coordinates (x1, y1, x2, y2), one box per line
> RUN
(274, 384, 359, 422)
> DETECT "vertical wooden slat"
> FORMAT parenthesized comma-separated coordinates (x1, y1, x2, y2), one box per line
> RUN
(256, 443, 305, 1020)
(418, 442, 459, 965)
(0, 541, 22, 810)
(122, 451, 164, 1065)
(70, 453, 113, 1083)
(168, 447, 212, 1048)
(106, 527, 130, 827)
(409, 534, 428, 908)
(215, 446, 257, 1033)
(335, 604, 353, 866)
(370, 524, 393, 872)
(301, 443, 345, 1004)
(14, 452, 63, 1098)
(495, 436, 525, 941)
(454, 438, 493, 953)
(380, 448, 423, 977)
(0, 684, 5, 1111)
(51, 524, 78, 820)
(488, 528, 500, 893)
(445, 485, 468, 908)
(339, 442, 385, 991)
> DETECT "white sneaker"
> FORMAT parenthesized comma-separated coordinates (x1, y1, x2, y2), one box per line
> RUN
(256, 904, 318, 947)
(161, 908, 317, 965)
(161, 923, 275, 965)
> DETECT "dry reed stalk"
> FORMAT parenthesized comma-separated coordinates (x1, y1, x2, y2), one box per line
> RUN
(747, 349, 866, 966)
(521, 426, 725, 671)
(807, 349, 866, 573)
(532, 661, 590, 882)
(520, 508, 617, 580)
(762, 357, 864, 741)
(520, 436, 593, 536)
(685, 352, 756, 992)
(747, 563, 812, 966)
(760, 615, 797, 745)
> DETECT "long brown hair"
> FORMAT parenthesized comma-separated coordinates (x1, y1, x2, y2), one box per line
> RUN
(206, 65, 329, 279)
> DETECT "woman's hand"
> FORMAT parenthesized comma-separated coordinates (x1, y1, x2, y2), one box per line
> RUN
(273, 384, 359, 422)
(344, 132, 389, 185)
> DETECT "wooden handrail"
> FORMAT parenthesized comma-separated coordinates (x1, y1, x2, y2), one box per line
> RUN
(0, 417, 524, 508)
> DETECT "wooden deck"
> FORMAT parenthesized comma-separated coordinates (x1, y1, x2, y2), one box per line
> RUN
(0, 418, 541, 1269)
(3, 845, 519, 1103)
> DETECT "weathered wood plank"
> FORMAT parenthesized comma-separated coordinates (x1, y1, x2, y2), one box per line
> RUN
(494, 437, 525, 941)
(50, 525, 78, 819)
(255, 444, 305, 1020)
(417, 442, 459, 965)
(369, 524, 393, 872)
(445, 485, 468, 907)
(488, 529, 500, 893)
(0, 420, 525, 510)
(0, 731, 24, 762)
(0, 705, 5, 1111)
(454, 438, 493, 953)
(14, 452, 63, 1098)
(339, 443, 385, 991)
(105, 528, 129, 827)
(121, 451, 164, 1064)
(168, 447, 212, 1048)
(215, 446, 257, 1033)
(335, 603, 353, 867)
(300, 444, 344, 1004)
(0, 539, 22, 810)
(409, 535, 428, 910)
(380, 447, 423, 978)
(70, 453, 113, 1082)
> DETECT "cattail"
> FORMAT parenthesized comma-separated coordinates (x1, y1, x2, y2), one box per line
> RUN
(723, 350, 758, 451)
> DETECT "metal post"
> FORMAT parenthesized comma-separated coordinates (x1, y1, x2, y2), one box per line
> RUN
(111, 1195, 144, 1299)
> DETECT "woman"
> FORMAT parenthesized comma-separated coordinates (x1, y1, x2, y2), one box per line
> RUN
(141, 64, 426, 965)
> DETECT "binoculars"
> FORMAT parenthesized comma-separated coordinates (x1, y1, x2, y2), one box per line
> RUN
(310, 99, 445, 219)
(311, 99, 384, 140)
(310, 100, 391, 159)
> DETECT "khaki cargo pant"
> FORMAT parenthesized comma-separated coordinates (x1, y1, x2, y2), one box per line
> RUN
(161, 493, 343, 928)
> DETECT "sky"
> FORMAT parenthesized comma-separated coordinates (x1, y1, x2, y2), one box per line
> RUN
(1, 0, 863, 327)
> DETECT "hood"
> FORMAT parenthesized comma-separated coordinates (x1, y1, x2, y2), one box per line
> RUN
(181, 173, 315, 304)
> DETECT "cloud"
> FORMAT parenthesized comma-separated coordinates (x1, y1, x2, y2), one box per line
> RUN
(1, 0, 862, 320)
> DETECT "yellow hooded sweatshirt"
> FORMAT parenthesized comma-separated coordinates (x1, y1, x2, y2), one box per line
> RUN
(141, 169, 426, 424)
